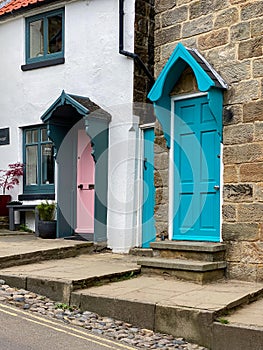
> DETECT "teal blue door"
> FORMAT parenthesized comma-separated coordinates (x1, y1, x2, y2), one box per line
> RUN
(173, 95, 220, 242)
(142, 127, 156, 247)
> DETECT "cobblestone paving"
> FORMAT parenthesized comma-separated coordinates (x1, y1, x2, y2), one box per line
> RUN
(0, 280, 208, 350)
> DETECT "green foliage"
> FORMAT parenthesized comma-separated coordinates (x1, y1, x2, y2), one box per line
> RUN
(218, 318, 229, 324)
(55, 303, 76, 311)
(19, 224, 33, 233)
(36, 201, 56, 221)
(8, 200, 23, 205)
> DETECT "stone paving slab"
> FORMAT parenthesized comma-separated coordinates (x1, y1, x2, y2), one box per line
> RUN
(0, 253, 140, 302)
(71, 276, 263, 348)
(0, 233, 92, 257)
(0, 253, 139, 280)
(0, 232, 263, 348)
(72, 276, 263, 312)
(0, 233, 95, 268)
(225, 297, 263, 327)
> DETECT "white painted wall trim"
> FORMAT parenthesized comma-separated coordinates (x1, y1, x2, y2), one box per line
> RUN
(136, 127, 143, 248)
(169, 100, 175, 240)
(220, 143, 223, 242)
(170, 92, 208, 101)
(140, 123, 155, 129)
(169, 92, 208, 240)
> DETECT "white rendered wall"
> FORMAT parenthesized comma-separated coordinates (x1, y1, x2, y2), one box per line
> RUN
(0, 0, 138, 252)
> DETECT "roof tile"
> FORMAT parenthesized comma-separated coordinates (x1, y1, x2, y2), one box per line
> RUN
(0, 0, 47, 16)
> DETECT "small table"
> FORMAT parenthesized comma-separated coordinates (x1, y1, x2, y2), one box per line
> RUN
(7, 204, 39, 235)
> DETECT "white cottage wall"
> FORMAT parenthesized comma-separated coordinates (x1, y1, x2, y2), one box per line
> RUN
(0, 0, 137, 252)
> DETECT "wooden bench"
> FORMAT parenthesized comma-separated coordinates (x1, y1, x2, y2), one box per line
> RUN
(7, 204, 39, 235)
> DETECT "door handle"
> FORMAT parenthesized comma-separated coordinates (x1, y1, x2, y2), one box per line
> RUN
(144, 158, 147, 170)
(214, 185, 220, 190)
(78, 184, 94, 190)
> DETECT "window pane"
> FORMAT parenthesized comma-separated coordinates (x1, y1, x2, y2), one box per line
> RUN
(41, 144, 54, 184)
(26, 130, 31, 144)
(41, 128, 48, 142)
(32, 130, 38, 142)
(26, 145, 38, 185)
(29, 19, 44, 58)
(48, 15, 62, 54)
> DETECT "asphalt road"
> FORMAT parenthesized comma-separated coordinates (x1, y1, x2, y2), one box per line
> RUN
(0, 303, 136, 350)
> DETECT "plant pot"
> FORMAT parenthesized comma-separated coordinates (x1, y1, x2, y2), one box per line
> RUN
(38, 220, 56, 239)
(0, 195, 11, 216)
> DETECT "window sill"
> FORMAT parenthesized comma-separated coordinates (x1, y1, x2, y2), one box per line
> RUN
(18, 193, 55, 201)
(21, 57, 65, 71)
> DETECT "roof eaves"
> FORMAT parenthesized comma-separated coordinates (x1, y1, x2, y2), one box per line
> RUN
(0, 0, 63, 20)
(0, 0, 12, 10)
(188, 48, 228, 89)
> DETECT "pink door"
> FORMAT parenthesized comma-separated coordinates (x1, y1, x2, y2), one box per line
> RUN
(75, 130, 95, 234)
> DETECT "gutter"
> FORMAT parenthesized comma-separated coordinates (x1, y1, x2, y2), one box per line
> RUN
(119, 0, 155, 86)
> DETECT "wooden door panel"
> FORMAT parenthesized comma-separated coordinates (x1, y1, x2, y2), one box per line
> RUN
(173, 95, 220, 242)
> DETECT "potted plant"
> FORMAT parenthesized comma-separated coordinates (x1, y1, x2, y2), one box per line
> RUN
(36, 201, 56, 239)
(0, 162, 23, 216)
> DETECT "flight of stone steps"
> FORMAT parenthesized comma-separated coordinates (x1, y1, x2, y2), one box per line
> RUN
(137, 240, 227, 284)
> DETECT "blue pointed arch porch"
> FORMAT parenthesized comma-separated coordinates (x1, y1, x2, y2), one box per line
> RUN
(148, 43, 227, 147)
(41, 90, 111, 242)
(148, 43, 227, 242)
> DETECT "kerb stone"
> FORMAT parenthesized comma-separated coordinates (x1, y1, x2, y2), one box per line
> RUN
(212, 323, 263, 350)
(26, 277, 73, 304)
(0, 274, 27, 290)
(77, 294, 155, 330)
(155, 304, 214, 349)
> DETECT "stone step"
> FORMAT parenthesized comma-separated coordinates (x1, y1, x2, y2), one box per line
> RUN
(0, 242, 95, 269)
(71, 267, 141, 291)
(212, 322, 263, 350)
(137, 257, 227, 284)
(0, 216, 9, 230)
(129, 247, 154, 257)
(0, 224, 9, 230)
(0, 216, 9, 223)
(150, 241, 226, 262)
(70, 278, 263, 349)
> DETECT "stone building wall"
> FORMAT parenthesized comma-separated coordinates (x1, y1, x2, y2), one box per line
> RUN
(153, 0, 263, 281)
(134, 0, 155, 105)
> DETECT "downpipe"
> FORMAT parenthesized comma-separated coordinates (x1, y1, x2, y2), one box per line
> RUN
(119, 0, 155, 86)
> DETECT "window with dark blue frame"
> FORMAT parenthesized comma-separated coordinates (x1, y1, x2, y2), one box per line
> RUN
(25, 8, 64, 65)
(23, 126, 55, 194)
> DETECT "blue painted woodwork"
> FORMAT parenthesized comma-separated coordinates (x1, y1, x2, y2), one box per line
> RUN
(42, 91, 88, 126)
(148, 43, 227, 144)
(40, 91, 110, 241)
(142, 128, 156, 248)
(148, 43, 227, 242)
(25, 8, 64, 65)
(173, 95, 220, 241)
(22, 126, 55, 195)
